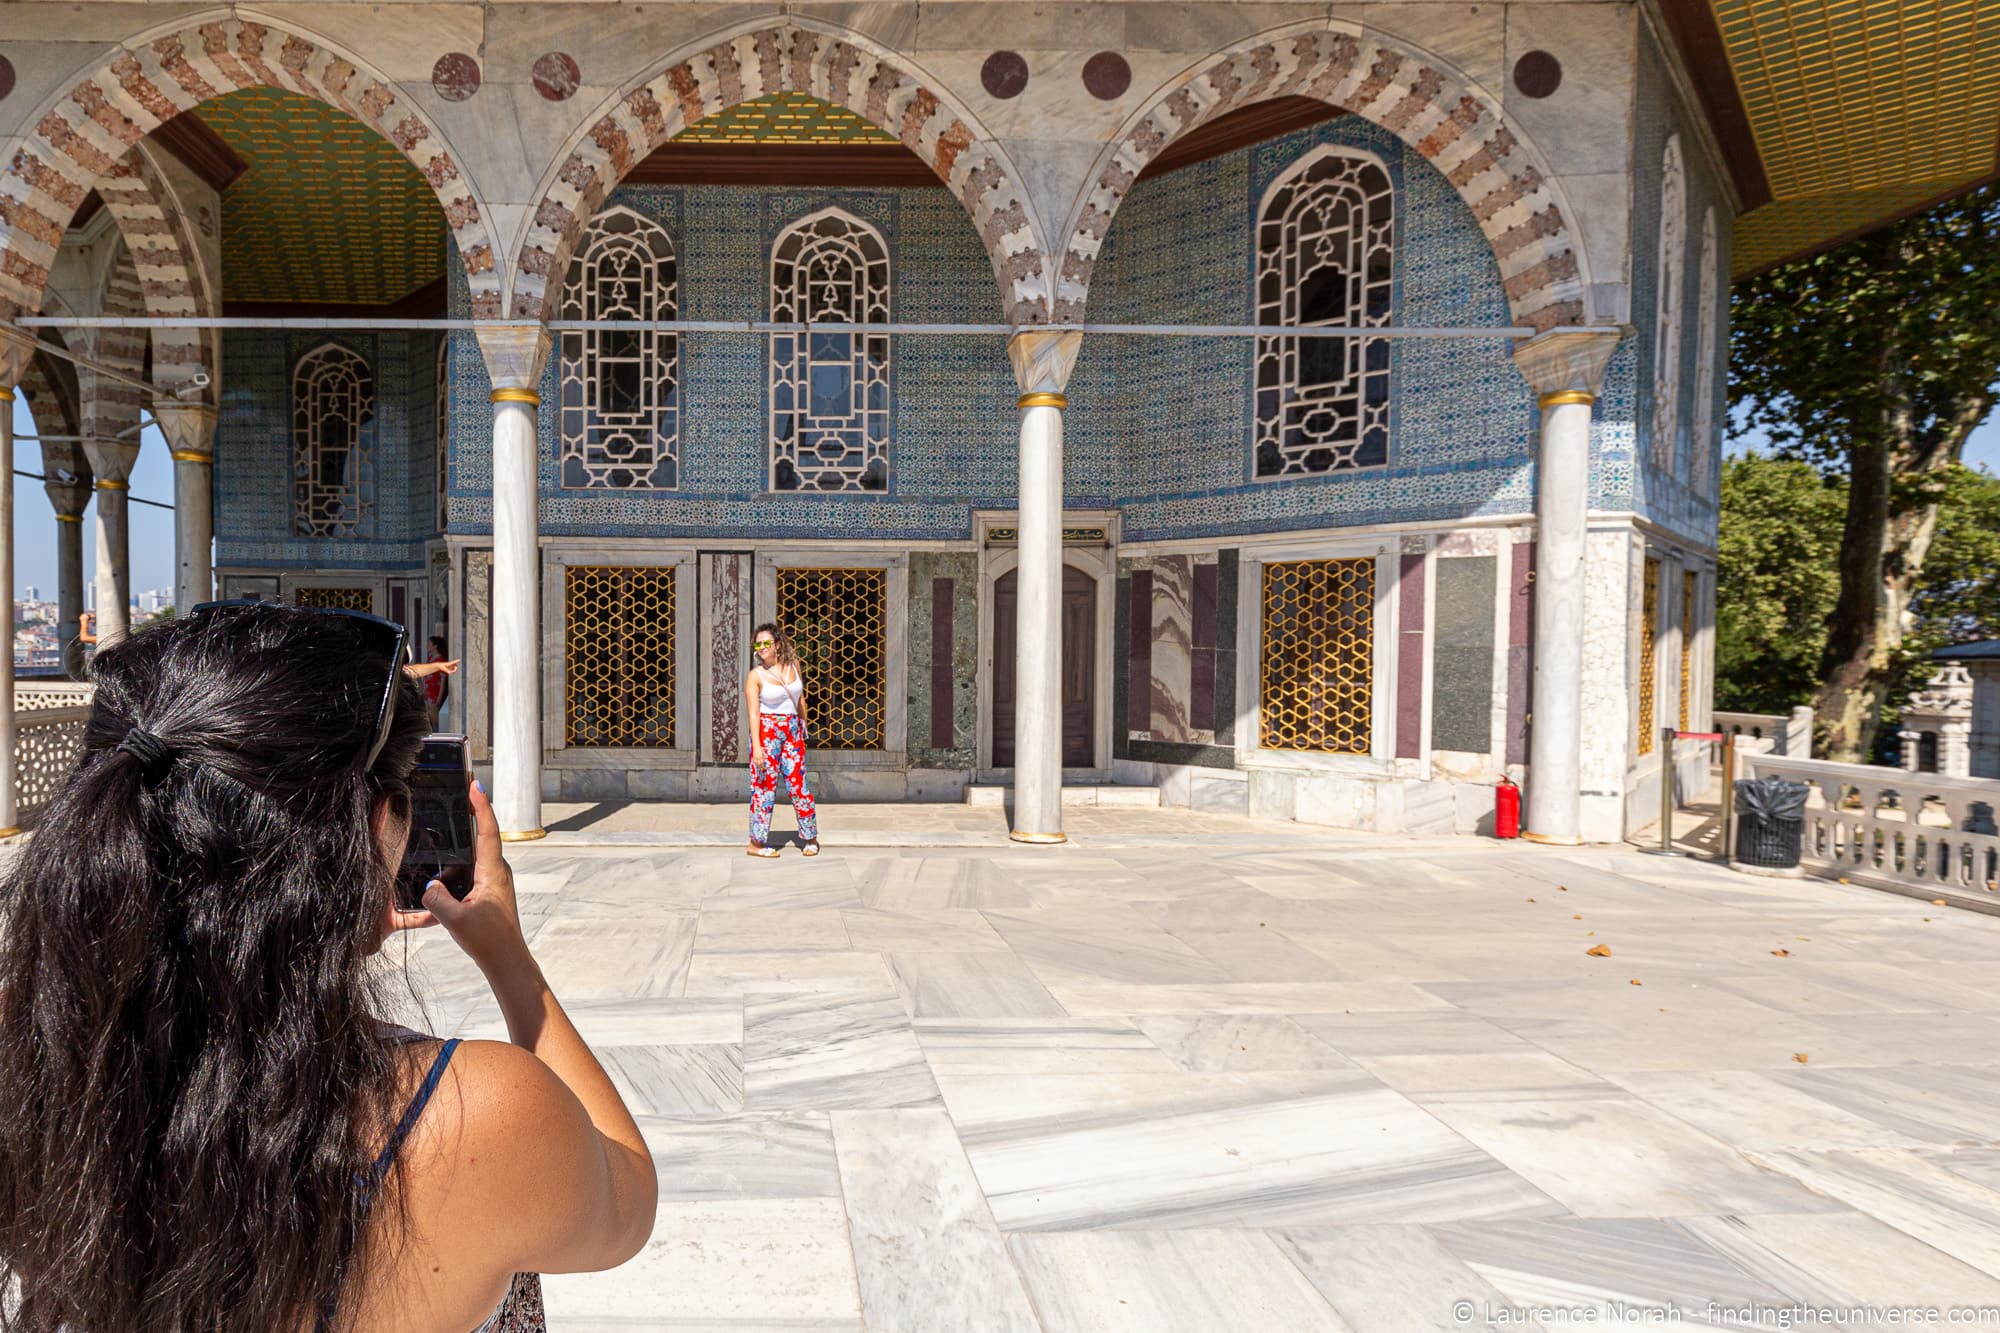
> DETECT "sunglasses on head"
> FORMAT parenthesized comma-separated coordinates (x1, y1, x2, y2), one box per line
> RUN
(191, 598, 410, 771)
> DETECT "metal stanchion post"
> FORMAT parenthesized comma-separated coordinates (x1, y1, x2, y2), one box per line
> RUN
(1720, 731, 1736, 864)
(1648, 725, 1685, 856)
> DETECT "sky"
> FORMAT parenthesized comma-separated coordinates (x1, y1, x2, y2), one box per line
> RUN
(9, 393, 2000, 603)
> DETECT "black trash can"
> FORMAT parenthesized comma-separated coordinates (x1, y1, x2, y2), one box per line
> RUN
(1734, 776, 1808, 868)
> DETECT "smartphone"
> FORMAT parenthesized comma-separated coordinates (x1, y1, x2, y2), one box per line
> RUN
(396, 734, 475, 911)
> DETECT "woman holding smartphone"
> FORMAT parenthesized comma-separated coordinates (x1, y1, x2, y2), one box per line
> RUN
(0, 604, 655, 1332)
(744, 621, 820, 857)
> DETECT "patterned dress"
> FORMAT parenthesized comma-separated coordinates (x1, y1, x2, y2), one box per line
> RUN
(750, 712, 819, 846)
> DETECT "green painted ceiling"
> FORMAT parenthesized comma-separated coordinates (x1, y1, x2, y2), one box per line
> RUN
(199, 87, 444, 307)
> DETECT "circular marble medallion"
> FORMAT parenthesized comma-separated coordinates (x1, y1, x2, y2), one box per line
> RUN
(1082, 51, 1131, 101)
(1513, 50, 1563, 99)
(0, 56, 15, 103)
(432, 52, 481, 102)
(981, 50, 1029, 99)
(532, 52, 582, 102)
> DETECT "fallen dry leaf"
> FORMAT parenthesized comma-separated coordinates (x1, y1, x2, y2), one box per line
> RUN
(1932, 899, 1948, 907)
(1629, 979, 1642, 986)
(1771, 948, 1790, 957)
(1587, 930, 1596, 937)
(1793, 1052, 1810, 1064)
(1586, 944, 1611, 957)
(1526, 897, 1535, 902)
(1573, 914, 1583, 920)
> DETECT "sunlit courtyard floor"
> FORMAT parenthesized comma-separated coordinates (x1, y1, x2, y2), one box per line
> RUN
(390, 802, 2000, 1331)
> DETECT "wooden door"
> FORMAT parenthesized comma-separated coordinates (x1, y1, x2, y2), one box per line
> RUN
(992, 565, 1096, 769)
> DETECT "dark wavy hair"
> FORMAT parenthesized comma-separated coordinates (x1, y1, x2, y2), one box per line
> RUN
(0, 604, 428, 1332)
(751, 621, 801, 676)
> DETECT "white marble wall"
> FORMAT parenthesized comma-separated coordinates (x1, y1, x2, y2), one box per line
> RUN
(1578, 526, 1636, 844)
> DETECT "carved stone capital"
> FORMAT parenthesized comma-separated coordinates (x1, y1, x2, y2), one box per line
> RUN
(1007, 329, 1083, 396)
(1512, 328, 1624, 402)
(81, 438, 141, 486)
(0, 325, 38, 395)
(473, 323, 552, 392)
(151, 402, 219, 457)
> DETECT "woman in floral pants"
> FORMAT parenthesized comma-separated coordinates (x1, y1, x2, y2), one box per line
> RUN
(745, 621, 820, 857)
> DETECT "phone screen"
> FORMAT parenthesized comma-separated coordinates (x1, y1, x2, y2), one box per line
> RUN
(396, 734, 475, 911)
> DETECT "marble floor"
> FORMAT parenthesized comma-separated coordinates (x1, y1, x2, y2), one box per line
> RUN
(388, 806, 2000, 1331)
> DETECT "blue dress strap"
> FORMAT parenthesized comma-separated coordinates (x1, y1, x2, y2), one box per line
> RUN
(359, 1037, 460, 1205)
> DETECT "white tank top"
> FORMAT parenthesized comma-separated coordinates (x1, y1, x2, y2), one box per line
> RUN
(756, 668, 803, 716)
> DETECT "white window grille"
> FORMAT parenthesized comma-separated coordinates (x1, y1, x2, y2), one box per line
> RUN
(1253, 146, 1394, 479)
(292, 342, 372, 537)
(559, 207, 679, 489)
(1691, 208, 1721, 498)
(435, 336, 449, 531)
(1652, 135, 1687, 472)
(769, 208, 890, 492)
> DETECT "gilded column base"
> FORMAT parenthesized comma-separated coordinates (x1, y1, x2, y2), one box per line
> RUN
(1521, 830, 1582, 847)
(1008, 830, 1069, 845)
(499, 827, 549, 843)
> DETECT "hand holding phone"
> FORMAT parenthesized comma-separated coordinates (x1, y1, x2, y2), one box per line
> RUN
(396, 734, 476, 911)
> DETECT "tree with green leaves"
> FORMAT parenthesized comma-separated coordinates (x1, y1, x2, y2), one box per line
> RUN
(1730, 183, 2000, 761)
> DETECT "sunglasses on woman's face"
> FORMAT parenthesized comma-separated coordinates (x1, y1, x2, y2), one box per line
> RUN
(191, 598, 409, 771)
(754, 640, 775, 650)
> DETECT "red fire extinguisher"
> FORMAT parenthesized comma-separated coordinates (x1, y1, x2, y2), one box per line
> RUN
(1494, 775, 1521, 839)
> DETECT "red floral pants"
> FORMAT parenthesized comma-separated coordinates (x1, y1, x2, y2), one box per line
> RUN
(749, 713, 818, 845)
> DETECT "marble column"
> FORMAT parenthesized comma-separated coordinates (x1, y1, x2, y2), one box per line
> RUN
(1006, 330, 1083, 844)
(0, 326, 38, 834)
(152, 402, 217, 614)
(1511, 329, 1622, 845)
(80, 437, 139, 647)
(473, 325, 551, 841)
(40, 443, 92, 679)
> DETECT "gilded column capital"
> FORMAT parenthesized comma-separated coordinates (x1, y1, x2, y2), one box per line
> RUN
(1007, 328, 1084, 397)
(1511, 327, 1625, 402)
(473, 323, 552, 392)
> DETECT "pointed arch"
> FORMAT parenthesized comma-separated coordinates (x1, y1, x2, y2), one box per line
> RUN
(0, 12, 499, 322)
(1060, 27, 1593, 331)
(78, 240, 149, 444)
(292, 341, 374, 537)
(91, 141, 218, 398)
(511, 22, 1047, 324)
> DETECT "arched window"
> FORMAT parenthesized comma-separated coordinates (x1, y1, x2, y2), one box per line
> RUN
(435, 336, 450, 531)
(1690, 208, 1721, 498)
(1651, 135, 1687, 472)
(292, 342, 373, 537)
(1253, 146, 1394, 479)
(769, 208, 890, 492)
(560, 207, 679, 489)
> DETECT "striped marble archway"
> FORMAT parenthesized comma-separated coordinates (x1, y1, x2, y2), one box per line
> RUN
(1059, 29, 1595, 332)
(510, 23, 1051, 326)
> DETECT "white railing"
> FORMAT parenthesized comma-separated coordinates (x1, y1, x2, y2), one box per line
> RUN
(12, 682, 93, 825)
(1740, 752, 1999, 898)
(1716, 706, 1814, 757)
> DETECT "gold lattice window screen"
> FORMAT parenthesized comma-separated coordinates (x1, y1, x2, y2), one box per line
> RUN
(1260, 558, 1374, 754)
(1680, 570, 1697, 734)
(775, 567, 886, 750)
(565, 565, 677, 748)
(1639, 558, 1660, 756)
(295, 586, 374, 612)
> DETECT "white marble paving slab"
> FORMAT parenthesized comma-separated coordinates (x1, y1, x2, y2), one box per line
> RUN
(1134, 1014, 1356, 1073)
(642, 1113, 841, 1201)
(1425, 1095, 1849, 1218)
(1277, 1225, 1550, 1333)
(530, 914, 697, 999)
(1689, 1211, 2000, 1306)
(1605, 1069, 1920, 1152)
(831, 1109, 1040, 1333)
(459, 996, 742, 1046)
(838, 907, 1009, 952)
(683, 951, 898, 997)
(1746, 1149, 2000, 1277)
(602, 1044, 742, 1119)
(915, 1017, 1179, 1075)
(742, 991, 940, 1110)
(696, 907, 852, 953)
(888, 951, 1068, 1019)
(1009, 1230, 1353, 1332)
(538, 1199, 862, 1324)
(1045, 980, 1455, 1015)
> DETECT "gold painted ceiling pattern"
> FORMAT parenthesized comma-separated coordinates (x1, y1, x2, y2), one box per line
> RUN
(673, 92, 901, 145)
(198, 87, 444, 306)
(1718, 0, 1999, 274)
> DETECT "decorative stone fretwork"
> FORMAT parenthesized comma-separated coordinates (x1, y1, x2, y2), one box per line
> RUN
(1064, 29, 1590, 332)
(291, 343, 373, 538)
(776, 567, 888, 751)
(1260, 557, 1375, 754)
(769, 209, 890, 492)
(1652, 135, 1688, 471)
(295, 586, 373, 612)
(435, 337, 449, 531)
(560, 208, 680, 490)
(1901, 663, 1975, 778)
(0, 16, 499, 322)
(1254, 146, 1394, 479)
(1691, 208, 1722, 498)
(1638, 557, 1660, 755)
(510, 24, 1045, 326)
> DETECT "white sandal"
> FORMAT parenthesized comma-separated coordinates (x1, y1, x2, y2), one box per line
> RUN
(801, 841, 821, 857)
(747, 843, 779, 859)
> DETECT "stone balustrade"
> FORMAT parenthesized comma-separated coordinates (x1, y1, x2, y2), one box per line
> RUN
(1740, 752, 1999, 902)
(12, 682, 92, 827)
(1715, 706, 1813, 757)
